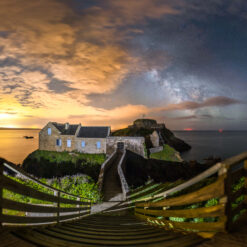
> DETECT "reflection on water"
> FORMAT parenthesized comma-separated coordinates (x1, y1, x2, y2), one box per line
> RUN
(0, 129, 40, 164)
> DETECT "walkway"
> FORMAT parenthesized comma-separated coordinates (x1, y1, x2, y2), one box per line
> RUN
(6, 214, 204, 247)
(102, 151, 124, 201)
(197, 216, 247, 247)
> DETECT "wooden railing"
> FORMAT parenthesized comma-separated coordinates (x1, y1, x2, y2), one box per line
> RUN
(0, 160, 92, 227)
(135, 151, 247, 234)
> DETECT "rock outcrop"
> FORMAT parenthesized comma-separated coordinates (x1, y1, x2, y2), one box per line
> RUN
(112, 119, 191, 153)
(124, 150, 215, 188)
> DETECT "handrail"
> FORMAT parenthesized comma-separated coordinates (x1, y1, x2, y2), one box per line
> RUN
(3, 161, 90, 200)
(97, 150, 117, 192)
(134, 151, 247, 234)
(219, 151, 247, 169)
(117, 150, 129, 199)
(136, 162, 222, 202)
(135, 151, 247, 202)
(0, 160, 92, 227)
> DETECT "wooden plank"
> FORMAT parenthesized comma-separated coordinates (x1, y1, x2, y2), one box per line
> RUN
(222, 151, 247, 170)
(136, 176, 225, 207)
(45, 226, 168, 240)
(2, 176, 90, 205)
(127, 181, 156, 197)
(59, 225, 162, 236)
(36, 227, 183, 245)
(65, 223, 151, 233)
(130, 182, 181, 202)
(135, 204, 225, 218)
(0, 211, 88, 224)
(128, 183, 161, 199)
(2, 198, 89, 213)
(135, 212, 226, 232)
(136, 162, 223, 202)
(0, 231, 36, 247)
(14, 228, 203, 247)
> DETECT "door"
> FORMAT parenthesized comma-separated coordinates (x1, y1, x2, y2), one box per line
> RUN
(117, 142, 124, 151)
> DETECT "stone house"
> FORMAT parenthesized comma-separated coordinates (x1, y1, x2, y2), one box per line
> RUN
(39, 122, 145, 156)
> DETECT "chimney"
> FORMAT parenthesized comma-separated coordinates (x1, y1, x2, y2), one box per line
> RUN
(65, 122, 69, 130)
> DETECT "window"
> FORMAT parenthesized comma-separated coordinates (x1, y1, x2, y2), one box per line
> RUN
(81, 141, 85, 148)
(56, 139, 61, 146)
(47, 128, 51, 135)
(67, 139, 71, 148)
(96, 141, 101, 149)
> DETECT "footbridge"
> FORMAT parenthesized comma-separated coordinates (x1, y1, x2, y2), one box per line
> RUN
(0, 150, 247, 246)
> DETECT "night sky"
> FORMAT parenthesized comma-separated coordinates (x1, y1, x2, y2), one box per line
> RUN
(0, 0, 246, 130)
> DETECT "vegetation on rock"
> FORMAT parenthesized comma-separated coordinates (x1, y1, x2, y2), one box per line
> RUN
(22, 150, 106, 181)
(3, 174, 101, 215)
(150, 145, 182, 162)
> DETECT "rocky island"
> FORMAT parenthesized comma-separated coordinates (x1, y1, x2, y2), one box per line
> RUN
(112, 118, 191, 153)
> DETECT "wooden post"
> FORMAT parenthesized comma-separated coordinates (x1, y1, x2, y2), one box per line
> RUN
(0, 160, 3, 227)
(224, 168, 233, 232)
(88, 199, 91, 214)
(244, 160, 247, 206)
(54, 191, 60, 224)
(218, 165, 233, 232)
(77, 197, 80, 216)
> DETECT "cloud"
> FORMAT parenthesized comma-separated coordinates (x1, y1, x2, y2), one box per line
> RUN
(47, 79, 74, 94)
(0, 0, 246, 130)
(153, 96, 242, 112)
(0, 0, 178, 107)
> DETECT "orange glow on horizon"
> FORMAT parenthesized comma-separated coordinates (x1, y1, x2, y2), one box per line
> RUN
(184, 128, 193, 131)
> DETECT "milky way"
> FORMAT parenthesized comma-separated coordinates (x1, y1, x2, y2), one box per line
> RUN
(0, 0, 246, 129)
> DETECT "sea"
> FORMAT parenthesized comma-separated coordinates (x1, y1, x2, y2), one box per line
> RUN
(174, 130, 247, 162)
(0, 129, 247, 164)
(0, 129, 40, 164)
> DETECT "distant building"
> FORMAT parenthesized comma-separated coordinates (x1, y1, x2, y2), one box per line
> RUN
(39, 122, 145, 156)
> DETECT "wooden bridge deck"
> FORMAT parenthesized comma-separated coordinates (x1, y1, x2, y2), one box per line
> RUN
(197, 216, 247, 247)
(1, 214, 205, 247)
(1, 151, 247, 246)
(2, 214, 247, 247)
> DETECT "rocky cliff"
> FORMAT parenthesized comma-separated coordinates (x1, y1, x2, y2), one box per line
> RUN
(112, 119, 191, 152)
(124, 150, 217, 188)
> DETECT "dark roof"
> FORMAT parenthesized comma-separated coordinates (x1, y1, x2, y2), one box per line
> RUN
(52, 123, 79, 135)
(77, 127, 109, 138)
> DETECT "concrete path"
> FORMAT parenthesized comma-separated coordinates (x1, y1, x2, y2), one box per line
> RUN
(102, 152, 124, 202)
(91, 202, 121, 214)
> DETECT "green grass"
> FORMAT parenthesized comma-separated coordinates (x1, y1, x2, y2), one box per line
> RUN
(150, 144, 181, 162)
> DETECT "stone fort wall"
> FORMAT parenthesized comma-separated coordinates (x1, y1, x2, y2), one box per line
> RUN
(106, 137, 145, 157)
